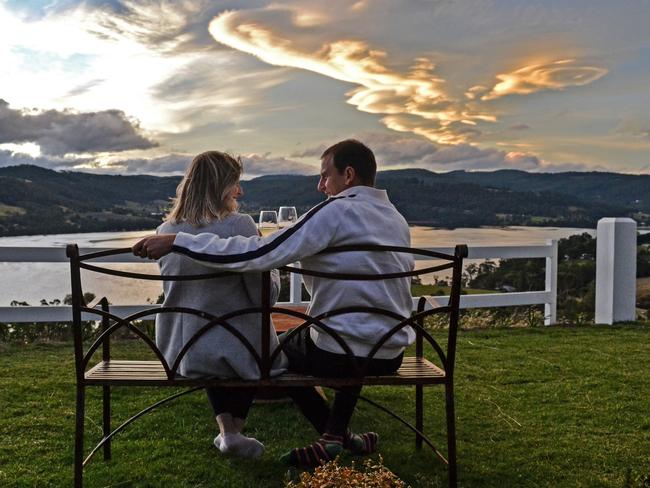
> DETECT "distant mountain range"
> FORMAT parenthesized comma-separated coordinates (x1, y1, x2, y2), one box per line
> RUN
(0, 164, 648, 236)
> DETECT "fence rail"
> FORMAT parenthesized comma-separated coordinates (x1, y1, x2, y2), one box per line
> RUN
(0, 242, 559, 325)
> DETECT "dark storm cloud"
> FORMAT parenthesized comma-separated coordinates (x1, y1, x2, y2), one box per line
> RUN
(0, 99, 157, 156)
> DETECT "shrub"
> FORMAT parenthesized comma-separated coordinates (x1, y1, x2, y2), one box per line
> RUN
(424, 306, 546, 330)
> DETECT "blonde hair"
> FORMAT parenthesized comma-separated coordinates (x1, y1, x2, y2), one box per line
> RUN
(165, 151, 243, 226)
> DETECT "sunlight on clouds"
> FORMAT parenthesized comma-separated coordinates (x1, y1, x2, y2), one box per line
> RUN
(0, 143, 42, 158)
(1, 1, 641, 173)
(1, 0, 299, 163)
(0, 3, 204, 135)
(0, 5, 106, 109)
(209, 10, 490, 145)
(382, 115, 482, 145)
(478, 59, 607, 100)
(285, 7, 330, 27)
(350, 1, 370, 12)
(496, 142, 537, 149)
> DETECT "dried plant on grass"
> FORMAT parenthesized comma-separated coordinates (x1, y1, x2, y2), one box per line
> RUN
(285, 456, 407, 488)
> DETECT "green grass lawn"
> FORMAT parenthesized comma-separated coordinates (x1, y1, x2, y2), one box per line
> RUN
(1, 324, 650, 487)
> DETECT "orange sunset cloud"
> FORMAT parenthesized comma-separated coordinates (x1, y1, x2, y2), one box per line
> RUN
(209, 9, 491, 145)
(478, 59, 607, 100)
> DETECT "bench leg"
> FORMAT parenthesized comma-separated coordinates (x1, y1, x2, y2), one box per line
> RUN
(415, 384, 423, 449)
(103, 385, 111, 461)
(445, 382, 457, 488)
(74, 385, 85, 488)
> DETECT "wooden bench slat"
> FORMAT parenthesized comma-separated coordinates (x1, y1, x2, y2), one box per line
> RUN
(84, 357, 445, 386)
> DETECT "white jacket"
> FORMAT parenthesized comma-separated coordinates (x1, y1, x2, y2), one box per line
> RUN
(173, 186, 415, 359)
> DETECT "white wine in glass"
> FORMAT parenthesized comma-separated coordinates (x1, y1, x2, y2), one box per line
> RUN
(258, 210, 278, 236)
(278, 206, 298, 228)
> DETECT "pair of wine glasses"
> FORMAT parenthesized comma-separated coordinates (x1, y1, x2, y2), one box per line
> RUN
(258, 206, 298, 236)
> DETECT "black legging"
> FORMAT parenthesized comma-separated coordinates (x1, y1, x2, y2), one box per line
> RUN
(205, 387, 256, 419)
(281, 328, 403, 436)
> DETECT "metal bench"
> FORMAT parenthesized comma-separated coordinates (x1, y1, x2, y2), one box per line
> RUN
(67, 243, 467, 487)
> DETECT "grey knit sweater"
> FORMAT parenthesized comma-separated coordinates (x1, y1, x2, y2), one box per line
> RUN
(155, 213, 286, 379)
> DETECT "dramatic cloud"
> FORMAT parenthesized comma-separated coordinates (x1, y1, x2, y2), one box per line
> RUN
(207, 9, 610, 151)
(0, 99, 157, 156)
(99, 153, 192, 174)
(292, 134, 435, 163)
(0, 149, 89, 170)
(477, 59, 607, 100)
(93, 151, 317, 176)
(241, 153, 317, 176)
(65, 2, 291, 135)
(208, 9, 495, 145)
(382, 115, 482, 145)
(1, 1, 646, 174)
(150, 54, 288, 133)
(297, 132, 589, 173)
(85, 1, 247, 55)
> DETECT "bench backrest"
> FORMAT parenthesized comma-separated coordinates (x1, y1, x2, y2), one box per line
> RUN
(66, 244, 467, 382)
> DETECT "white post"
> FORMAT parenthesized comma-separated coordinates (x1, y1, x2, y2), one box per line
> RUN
(595, 218, 637, 324)
(545, 239, 558, 325)
(289, 262, 303, 305)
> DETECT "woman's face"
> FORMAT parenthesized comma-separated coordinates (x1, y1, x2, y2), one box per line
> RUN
(226, 180, 243, 208)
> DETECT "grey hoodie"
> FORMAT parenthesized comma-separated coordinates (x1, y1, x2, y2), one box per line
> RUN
(155, 213, 285, 379)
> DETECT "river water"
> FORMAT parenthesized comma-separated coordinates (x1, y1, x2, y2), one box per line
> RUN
(0, 225, 600, 306)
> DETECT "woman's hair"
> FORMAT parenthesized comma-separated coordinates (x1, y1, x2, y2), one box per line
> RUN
(165, 151, 243, 226)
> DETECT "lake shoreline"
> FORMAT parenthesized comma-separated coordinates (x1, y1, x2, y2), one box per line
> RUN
(0, 225, 600, 305)
(0, 224, 598, 243)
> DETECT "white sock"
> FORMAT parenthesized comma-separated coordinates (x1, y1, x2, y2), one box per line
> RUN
(213, 433, 223, 449)
(216, 433, 264, 459)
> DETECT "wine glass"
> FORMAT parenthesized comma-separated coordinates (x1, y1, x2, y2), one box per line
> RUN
(258, 210, 278, 236)
(278, 206, 298, 228)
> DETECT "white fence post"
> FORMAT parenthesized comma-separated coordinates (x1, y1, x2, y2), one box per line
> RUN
(545, 239, 558, 325)
(595, 218, 637, 324)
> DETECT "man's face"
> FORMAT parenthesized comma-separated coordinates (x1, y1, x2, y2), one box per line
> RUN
(317, 155, 349, 196)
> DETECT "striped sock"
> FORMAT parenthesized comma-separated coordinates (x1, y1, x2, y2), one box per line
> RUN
(280, 433, 343, 467)
(344, 430, 378, 456)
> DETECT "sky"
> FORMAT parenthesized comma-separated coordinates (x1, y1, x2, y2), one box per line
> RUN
(0, 0, 649, 177)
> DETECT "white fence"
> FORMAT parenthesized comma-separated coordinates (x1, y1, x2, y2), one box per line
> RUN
(0, 241, 559, 325)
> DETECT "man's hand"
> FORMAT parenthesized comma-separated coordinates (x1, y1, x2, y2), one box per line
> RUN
(132, 234, 177, 260)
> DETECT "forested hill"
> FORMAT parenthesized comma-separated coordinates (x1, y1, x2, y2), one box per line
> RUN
(0, 165, 179, 235)
(374, 169, 649, 226)
(0, 165, 648, 236)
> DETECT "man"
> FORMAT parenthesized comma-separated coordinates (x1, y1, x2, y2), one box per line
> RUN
(133, 139, 415, 466)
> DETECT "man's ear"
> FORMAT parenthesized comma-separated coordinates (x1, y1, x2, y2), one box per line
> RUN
(344, 166, 357, 185)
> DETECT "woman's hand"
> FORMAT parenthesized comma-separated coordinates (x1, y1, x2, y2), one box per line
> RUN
(132, 234, 177, 259)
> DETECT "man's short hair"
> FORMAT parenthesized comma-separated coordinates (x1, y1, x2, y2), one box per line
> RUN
(321, 139, 376, 186)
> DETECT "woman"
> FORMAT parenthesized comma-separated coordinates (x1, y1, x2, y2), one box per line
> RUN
(155, 151, 284, 459)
